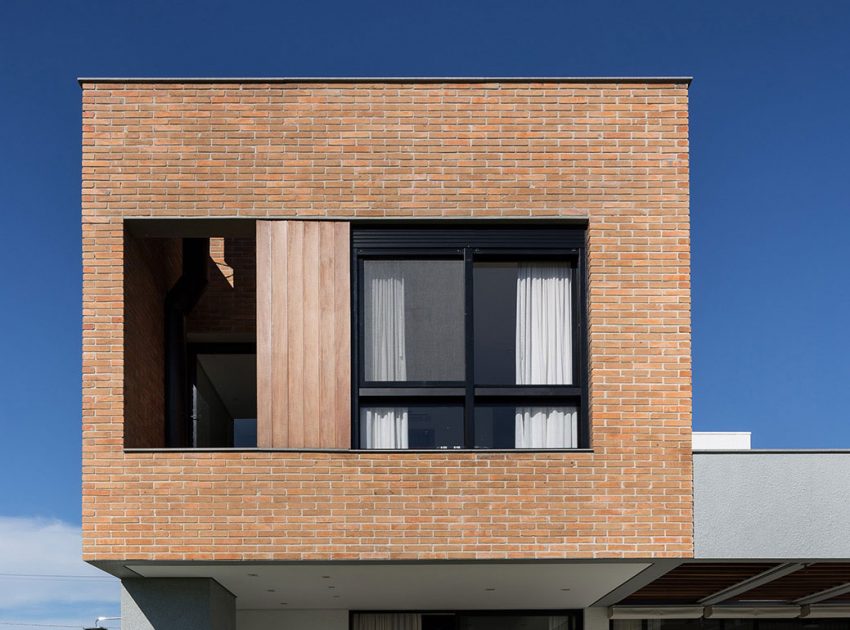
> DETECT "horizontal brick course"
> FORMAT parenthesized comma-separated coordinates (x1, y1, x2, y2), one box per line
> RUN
(81, 81, 691, 561)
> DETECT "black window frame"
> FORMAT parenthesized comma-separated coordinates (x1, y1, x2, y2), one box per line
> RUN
(351, 225, 589, 451)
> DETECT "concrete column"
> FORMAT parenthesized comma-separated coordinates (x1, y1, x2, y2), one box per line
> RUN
(121, 578, 235, 630)
(584, 607, 610, 630)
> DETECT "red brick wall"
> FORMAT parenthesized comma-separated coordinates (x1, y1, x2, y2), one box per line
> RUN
(81, 81, 691, 561)
(188, 236, 256, 339)
(123, 233, 180, 448)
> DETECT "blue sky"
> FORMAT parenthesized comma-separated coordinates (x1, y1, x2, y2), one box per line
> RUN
(0, 0, 849, 626)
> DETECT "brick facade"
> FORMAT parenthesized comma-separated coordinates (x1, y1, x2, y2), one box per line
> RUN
(188, 236, 256, 339)
(82, 80, 691, 560)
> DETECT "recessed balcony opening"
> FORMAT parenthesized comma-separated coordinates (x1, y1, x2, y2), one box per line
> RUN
(123, 221, 257, 448)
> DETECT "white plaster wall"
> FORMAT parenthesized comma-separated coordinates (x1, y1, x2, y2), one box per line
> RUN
(237, 609, 349, 630)
(695, 452, 850, 558)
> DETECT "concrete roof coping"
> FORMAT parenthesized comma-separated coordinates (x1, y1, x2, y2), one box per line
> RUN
(77, 75, 693, 86)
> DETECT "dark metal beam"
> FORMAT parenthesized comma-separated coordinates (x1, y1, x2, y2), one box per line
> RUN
(699, 563, 807, 606)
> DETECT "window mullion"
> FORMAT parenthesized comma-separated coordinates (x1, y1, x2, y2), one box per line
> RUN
(463, 247, 475, 449)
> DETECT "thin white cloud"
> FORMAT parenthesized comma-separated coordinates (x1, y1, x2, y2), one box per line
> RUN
(0, 516, 118, 609)
(0, 610, 120, 630)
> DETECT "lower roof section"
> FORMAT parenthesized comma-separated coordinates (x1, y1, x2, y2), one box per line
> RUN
(104, 558, 850, 622)
(120, 561, 649, 611)
(621, 562, 850, 607)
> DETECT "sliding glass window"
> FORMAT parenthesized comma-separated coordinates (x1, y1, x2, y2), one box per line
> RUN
(352, 612, 581, 630)
(353, 226, 587, 450)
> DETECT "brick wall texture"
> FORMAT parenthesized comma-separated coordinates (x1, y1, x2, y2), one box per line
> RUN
(188, 236, 256, 339)
(123, 233, 180, 448)
(81, 81, 691, 561)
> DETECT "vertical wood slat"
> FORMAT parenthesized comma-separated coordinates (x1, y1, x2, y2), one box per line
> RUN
(286, 223, 304, 447)
(256, 220, 351, 448)
(333, 224, 351, 447)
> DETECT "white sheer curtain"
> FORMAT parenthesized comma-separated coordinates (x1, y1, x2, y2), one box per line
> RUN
(515, 406, 577, 448)
(515, 263, 577, 448)
(363, 262, 408, 448)
(516, 263, 572, 385)
(353, 614, 422, 630)
(366, 261, 407, 381)
(362, 407, 409, 449)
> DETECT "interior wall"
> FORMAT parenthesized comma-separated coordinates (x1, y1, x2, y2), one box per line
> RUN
(194, 361, 233, 448)
(123, 233, 181, 448)
(188, 236, 256, 341)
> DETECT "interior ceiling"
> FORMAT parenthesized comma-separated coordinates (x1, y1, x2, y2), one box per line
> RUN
(198, 354, 257, 418)
(126, 562, 649, 611)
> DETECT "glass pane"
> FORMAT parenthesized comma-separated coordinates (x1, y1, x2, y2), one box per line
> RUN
(233, 418, 257, 448)
(475, 405, 578, 449)
(353, 614, 423, 630)
(363, 259, 464, 382)
(760, 623, 846, 630)
(474, 262, 573, 385)
(623, 622, 724, 630)
(360, 405, 463, 449)
(423, 615, 456, 630)
(459, 615, 573, 630)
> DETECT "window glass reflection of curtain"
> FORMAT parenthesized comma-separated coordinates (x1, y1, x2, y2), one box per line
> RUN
(366, 261, 407, 381)
(363, 262, 408, 448)
(515, 263, 576, 448)
(548, 616, 572, 630)
(353, 613, 422, 630)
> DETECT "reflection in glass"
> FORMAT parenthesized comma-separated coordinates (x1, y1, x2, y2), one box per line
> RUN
(475, 405, 578, 449)
(364, 259, 465, 383)
(459, 615, 573, 630)
(474, 262, 573, 386)
(361, 405, 463, 449)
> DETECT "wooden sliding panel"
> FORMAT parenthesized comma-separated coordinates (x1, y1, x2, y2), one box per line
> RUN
(257, 220, 351, 448)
